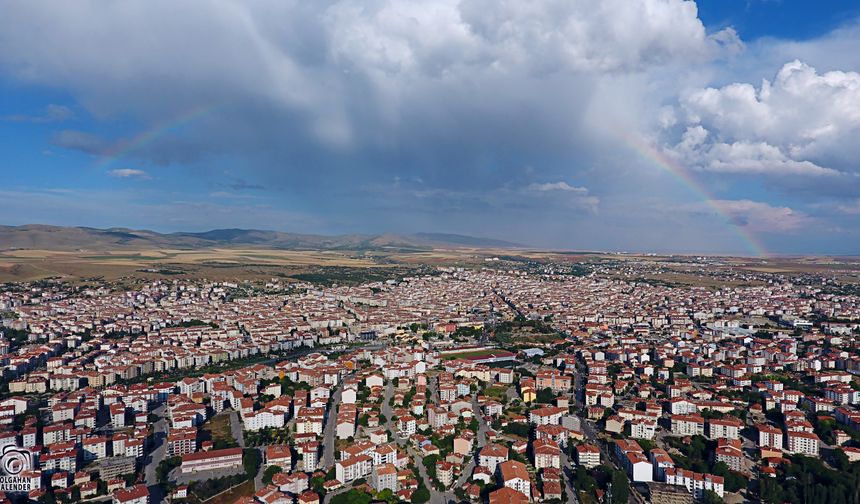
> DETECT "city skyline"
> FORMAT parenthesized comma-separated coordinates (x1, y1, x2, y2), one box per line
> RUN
(2, 1, 860, 255)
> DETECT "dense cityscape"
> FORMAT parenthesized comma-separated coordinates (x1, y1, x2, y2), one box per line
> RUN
(1, 259, 859, 504)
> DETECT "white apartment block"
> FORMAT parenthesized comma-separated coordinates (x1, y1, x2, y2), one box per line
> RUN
(665, 468, 725, 499)
(336, 455, 372, 483)
(707, 419, 741, 440)
(671, 415, 704, 437)
(787, 430, 820, 457)
(630, 419, 657, 440)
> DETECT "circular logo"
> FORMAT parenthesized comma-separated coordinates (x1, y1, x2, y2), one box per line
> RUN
(1, 446, 31, 476)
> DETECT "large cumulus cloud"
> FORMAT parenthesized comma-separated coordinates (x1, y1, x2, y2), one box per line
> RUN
(0, 0, 856, 252)
(665, 60, 860, 180)
(0, 1, 732, 177)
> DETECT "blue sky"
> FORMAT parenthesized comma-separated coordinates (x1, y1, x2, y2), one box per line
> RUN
(1, 1, 859, 255)
(697, 0, 860, 40)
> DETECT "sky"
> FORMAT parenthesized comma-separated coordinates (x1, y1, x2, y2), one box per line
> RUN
(1, 0, 859, 256)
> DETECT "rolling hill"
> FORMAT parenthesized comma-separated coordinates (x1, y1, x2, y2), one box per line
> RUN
(0, 224, 523, 251)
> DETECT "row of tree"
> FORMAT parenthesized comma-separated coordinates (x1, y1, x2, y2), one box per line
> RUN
(760, 455, 860, 504)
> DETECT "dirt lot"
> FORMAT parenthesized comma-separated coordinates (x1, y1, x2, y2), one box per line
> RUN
(201, 414, 235, 446)
(192, 479, 255, 504)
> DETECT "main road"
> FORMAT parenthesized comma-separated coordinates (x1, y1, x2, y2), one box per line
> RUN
(574, 357, 644, 504)
(322, 383, 344, 469)
(560, 450, 580, 504)
(143, 404, 168, 504)
(453, 394, 488, 488)
(381, 380, 402, 445)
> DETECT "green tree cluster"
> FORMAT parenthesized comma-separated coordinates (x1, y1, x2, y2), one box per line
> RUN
(262, 465, 282, 485)
(330, 489, 372, 504)
(759, 455, 860, 504)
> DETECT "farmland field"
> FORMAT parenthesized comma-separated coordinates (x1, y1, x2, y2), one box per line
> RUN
(1, 243, 858, 287)
(0, 248, 398, 283)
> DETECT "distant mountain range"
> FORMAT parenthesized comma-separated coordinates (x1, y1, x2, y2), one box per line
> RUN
(0, 225, 523, 251)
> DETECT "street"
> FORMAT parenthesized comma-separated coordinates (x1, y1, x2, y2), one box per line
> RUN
(381, 380, 402, 445)
(143, 404, 168, 504)
(322, 382, 344, 469)
(453, 394, 488, 488)
(560, 450, 580, 504)
(574, 358, 644, 504)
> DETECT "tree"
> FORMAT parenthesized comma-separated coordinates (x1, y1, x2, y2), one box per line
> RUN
(262, 465, 282, 485)
(243, 449, 261, 478)
(610, 469, 629, 504)
(503, 422, 530, 438)
(411, 486, 431, 504)
(710, 462, 747, 493)
(702, 490, 724, 504)
(331, 489, 372, 504)
(213, 438, 238, 450)
(758, 454, 860, 504)
(573, 466, 597, 494)
(537, 387, 556, 403)
(156, 456, 181, 486)
(832, 448, 851, 471)
(376, 489, 399, 504)
(634, 438, 656, 452)
(759, 476, 784, 504)
(423, 454, 440, 479)
(38, 492, 57, 504)
(311, 475, 326, 496)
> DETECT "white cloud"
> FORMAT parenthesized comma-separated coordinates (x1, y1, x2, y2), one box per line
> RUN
(370, 178, 600, 214)
(2, 104, 72, 123)
(523, 181, 599, 211)
(107, 168, 150, 179)
(835, 199, 860, 215)
(0, 1, 737, 151)
(326, 0, 731, 77)
(667, 60, 860, 176)
(667, 127, 840, 176)
(527, 181, 585, 192)
(711, 199, 814, 232)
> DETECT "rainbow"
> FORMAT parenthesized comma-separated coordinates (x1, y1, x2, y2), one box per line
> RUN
(97, 104, 216, 168)
(623, 133, 768, 257)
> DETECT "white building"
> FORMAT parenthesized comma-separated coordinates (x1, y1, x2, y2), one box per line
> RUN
(498, 460, 531, 499)
(371, 463, 398, 493)
(671, 415, 704, 437)
(336, 455, 372, 483)
(707, 418, 741, 440)
(665, 468, 725, 499)
(245, 409, 286, 431)
(787, 430, 820, 457)
(479, 444, 509, 473)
